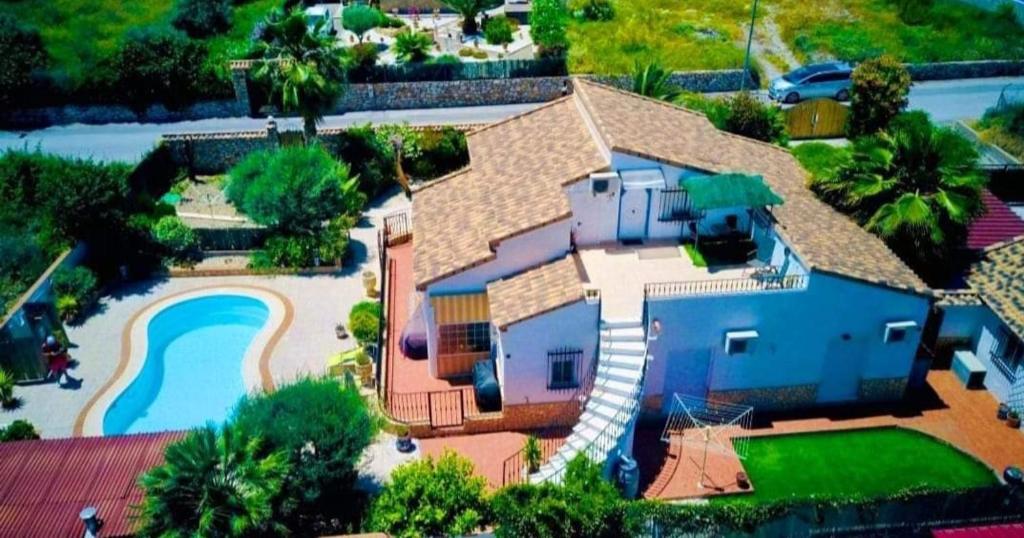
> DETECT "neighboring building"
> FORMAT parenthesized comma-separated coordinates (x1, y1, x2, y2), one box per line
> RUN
(0, 431, 184, 537)
(406, 79, 932, 480)
(967, 191, 1024, 252)
(937, 237, 1024, 407)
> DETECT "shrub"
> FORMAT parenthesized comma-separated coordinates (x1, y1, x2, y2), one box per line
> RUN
(152, 215, 200, 263)
(0, 368, 14, 408)
(232, 377, 376, 533)
(343, 5, 382, 42)
(392, 30, 434, 63)
(891, 0, 934, 25)
(408, 127, 469, 179)
(226, 145, 365, 234)
(484, 16, 516, 46)
(347, 42, 380, 78)
(250, 234, 316, 268)
(51, 266, 98, 322)
(368, 450, 489, 537)
(848, 55, 912, 137)
(0, 14, 48, 107)
(524, 435, 541, 473)
(173, 0, 232, 38)
(349, 300, 382, 344)
(0, 420, 40, 441)
(428, 54, 462, 65)
(531, 0, 569, 57)
(458, 47, 489, 59)
(106, 27, 215, 113)
(37, 157, 131, 246)
(0, 233, 48, 311)
(491, 454, 634, 537)
(569, 0, 615, 21)
(721, 92, 789, 145)
(332, 125, 397, 197)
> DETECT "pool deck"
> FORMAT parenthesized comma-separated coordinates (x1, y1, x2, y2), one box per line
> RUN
(2, 191, 410, 438)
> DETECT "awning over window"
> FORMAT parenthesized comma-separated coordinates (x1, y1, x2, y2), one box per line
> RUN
(431, 292, 491, 325)
(680, 173, 784, 211)
(620, 168, 667, 191)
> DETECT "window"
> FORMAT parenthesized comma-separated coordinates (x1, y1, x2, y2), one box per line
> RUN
(548, 348, 582, 390)
(996, 328, 1024, 369)
(438, 322, 491, 355)
(884, 321, 917, 343)
(725, 330, 758, 355)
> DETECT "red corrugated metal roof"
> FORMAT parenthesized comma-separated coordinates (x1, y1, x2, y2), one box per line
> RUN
(0, 431, 184, 538)
(968, 190, 1024, 250)
(934, 524, 1024, 537)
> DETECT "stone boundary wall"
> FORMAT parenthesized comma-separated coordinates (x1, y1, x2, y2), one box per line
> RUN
(858, 376, 909, 402)
(0, 99, 245, 130)
(708, 384, 820, 411)
(905, 60, 1024, 81)
(162, 120, 484, 175)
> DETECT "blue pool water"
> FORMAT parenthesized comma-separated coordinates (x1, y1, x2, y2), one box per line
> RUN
(103, 294, 270, 435)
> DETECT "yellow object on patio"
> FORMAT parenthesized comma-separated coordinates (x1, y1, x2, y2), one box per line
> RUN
(328, 348, 362, 377)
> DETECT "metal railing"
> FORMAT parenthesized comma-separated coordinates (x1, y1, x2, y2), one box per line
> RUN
(990, 352, 1020, 384)
(383, 211, 412, 247)
(644, 274, 808, 299)
(657, 189, 696, 222)
(386, 387, 479, 428)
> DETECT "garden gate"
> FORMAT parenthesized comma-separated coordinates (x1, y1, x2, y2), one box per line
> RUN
(785, 98, 849, 139)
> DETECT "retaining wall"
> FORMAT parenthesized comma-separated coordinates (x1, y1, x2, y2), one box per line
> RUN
(906, 59, 1024, 81)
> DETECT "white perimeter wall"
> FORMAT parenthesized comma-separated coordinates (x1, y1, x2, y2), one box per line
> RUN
(643, 272, 930, 408)
(939, 303, 1016, 401)
(497, 300, 600, 405)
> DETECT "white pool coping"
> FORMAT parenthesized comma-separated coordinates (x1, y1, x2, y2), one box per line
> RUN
(79, 286, 290, 437)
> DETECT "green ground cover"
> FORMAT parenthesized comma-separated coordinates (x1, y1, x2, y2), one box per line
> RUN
(566, 0, 748, 74)
(790, 142, 852, 181)
(719, 427, 997, 505)
(974, 105, 1024, 162)
(769, 0, 1024, 63)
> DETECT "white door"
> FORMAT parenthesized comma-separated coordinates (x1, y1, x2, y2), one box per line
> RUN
(817, 336, 866, 403)
(618, 188, 649, 241)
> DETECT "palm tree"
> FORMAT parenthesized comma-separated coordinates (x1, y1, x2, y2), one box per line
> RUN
(813, 111, 986, 280)
(445, 0, 487, 35)
(254, 9, 347, 141)
(392, 30, 434, 63)
(631, 61, 680, 102)
(135, 424, 291, 537)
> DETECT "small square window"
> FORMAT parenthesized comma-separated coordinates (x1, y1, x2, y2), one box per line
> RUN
(884, 321, 917, 344)
(725, 330, 758, 355)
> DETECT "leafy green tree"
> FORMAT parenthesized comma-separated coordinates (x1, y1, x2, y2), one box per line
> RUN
(255, 9, 347, 140)
(491, 455, 635, 538)
(232, 377, 376, 534)
(369, 450, 489, 538)
(530, 0, 569, 57)
(173, 0, 232, 38)
(631, 61, 679, 101)
(0, 419, 39, 441)
(848, 55, 912, 137)
(349, 300, 381, 344)
(136, 424, 291, 538)
(445, 0, 488, 35)
(484, 16, 516, 46)
(814, 112, 986, 281)
(38, 157, 131, 247)
(152, 215, 200, 263)
(343, 5, 381, 42)
(0, 15, 48, 107)
(392, 30, 434, 63)
(107, 27, 214, 114)
(721, 92, 789, 145)
(226, 145, 364, 234)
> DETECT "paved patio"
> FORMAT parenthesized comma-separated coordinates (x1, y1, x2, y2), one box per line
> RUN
(1, 191, 410, 438)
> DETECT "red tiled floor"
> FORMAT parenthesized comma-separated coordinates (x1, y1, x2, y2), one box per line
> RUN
(637, 371, 1024, 500)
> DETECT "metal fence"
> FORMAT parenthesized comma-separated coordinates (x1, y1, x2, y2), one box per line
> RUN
(657, 189, 695, 222)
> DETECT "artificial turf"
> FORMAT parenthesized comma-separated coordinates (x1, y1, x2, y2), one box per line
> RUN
(718, 427, 997, 505)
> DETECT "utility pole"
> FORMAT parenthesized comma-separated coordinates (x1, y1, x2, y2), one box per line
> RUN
(740, 0, 760, 91)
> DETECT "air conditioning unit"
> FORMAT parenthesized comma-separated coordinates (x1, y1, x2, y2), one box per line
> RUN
(725, 330, 758, 355)
(589, 172, 618, 196)
(884, 321, 917, 343)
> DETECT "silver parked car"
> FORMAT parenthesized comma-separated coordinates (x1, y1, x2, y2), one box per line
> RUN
(768, 62, 853, 104)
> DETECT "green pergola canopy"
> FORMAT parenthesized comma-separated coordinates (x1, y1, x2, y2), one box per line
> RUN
(680, 173, 784, 211)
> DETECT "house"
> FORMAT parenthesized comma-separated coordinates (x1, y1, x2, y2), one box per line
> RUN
(404, 79, 932, 480)
(936, 236, 1024, 409)
(0, 431, 184, 537)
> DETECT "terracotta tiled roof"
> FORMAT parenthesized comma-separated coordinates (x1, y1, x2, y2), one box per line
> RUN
(0, 431, 185, 538)
(966, 236, 1024, 339)
(935, 289, 984, 307)
(967, 190, 1024, 250)
(572, 79, 928, 294)
(413, 78, 928, 295)
(412, 97, 609, 289)
(487, 255, 585, 329)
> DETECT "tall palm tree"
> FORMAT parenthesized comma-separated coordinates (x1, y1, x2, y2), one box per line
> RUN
(135, 424, 291, 538)
(254, 9, 347, 141)
(445, 0, 487, 35)
(813, 111, 986, 279)
(631, 61, 680, 102)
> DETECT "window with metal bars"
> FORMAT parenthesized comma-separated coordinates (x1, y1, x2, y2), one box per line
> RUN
(438, 322, 491, 355)
(548, 348, 582, 390)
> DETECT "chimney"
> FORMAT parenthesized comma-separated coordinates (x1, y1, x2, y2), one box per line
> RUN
(80, 506, 100, 538)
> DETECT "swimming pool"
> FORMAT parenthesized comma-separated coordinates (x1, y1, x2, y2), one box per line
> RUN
(102, 294, 270, 435)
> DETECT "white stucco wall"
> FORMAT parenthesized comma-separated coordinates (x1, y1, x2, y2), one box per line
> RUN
(567, 176, 620, 245)
(497, 300, 600, 405)
(643, 272, 930, 409)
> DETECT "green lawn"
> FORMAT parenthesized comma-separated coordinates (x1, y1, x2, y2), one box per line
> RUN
(566, 0, 748, 74)
(790, 142, 851, 182)
(718, 427, 997, 505)
(769, 0, 1024, 63)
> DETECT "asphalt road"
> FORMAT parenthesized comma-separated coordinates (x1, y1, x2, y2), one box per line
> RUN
(1, 76, 1021, 163)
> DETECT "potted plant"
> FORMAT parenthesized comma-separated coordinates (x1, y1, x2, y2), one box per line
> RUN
(395, 424, 415, 453)
(998, 402, 1010, 420)
(362, 271, 378, 297)
(355, 348, 373, 387)
(0, 368, 15, 409)
(1008, 409, 1021, 429)
(524, 435, 541, 473)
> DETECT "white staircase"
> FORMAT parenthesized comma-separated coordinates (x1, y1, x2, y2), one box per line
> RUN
(531, 318, 649, 483)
